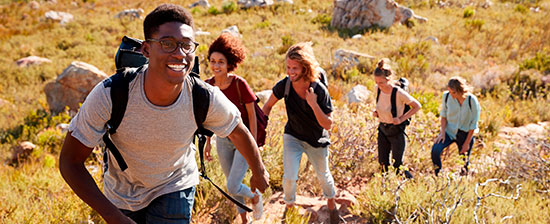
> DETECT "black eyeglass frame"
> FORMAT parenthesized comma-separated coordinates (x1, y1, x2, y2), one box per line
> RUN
(146, 38, 199, 54)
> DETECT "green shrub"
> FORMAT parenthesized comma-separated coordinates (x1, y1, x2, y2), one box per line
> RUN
(255, 20, 271, 29)
(222, 1, 238, 14)
(412, 92, 440, 116)
(394, 41, 431, 78)
(463, 7, 475, 18)
(465, 19, 485, 30)
(277, 35, 295, 55)
(207, 6, 221, 15)
(191, 7, 202, 14)
(519, 51, 550, 74)
(311, 13, 331, 26)
(514, 4, 528, 13)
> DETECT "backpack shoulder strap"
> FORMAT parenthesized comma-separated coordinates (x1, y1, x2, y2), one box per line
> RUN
(376, 87, 380, 103)
(317, 67, 328, 87)
(310, 80, 318, 90)
(391, 87, 398, 118)
(468, 95, 472, 111)
(189, 75, 213, 137)
(445, 92, 450, 110)
(102, 66, 143, 171)
(235, 76, 243, 105)
(284, 76, 291, 100)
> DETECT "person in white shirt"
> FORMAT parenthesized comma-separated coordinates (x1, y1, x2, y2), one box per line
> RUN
(373, 58, 421, 178)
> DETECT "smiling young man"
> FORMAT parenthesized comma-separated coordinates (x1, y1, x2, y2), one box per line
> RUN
(58, 4, 269, 224)
(262, 42, 339, 224)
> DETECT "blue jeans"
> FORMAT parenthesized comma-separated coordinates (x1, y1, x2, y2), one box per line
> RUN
(431, 130, 474, 175)
(216, 137, 255, 214)
(282, 134, 335, 204)
(120, 186, 196, 224)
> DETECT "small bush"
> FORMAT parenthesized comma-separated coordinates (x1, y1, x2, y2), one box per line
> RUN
(255, 20, 271, 29)
(412, 92, 440, 116)
(277, 35, 295, 55)
(311, 13, 331, 26)
(222, 1, 238, 14)
(514, 4, 528, 13)
(463, 7, 475, 18)
(465, 19, 485, 30)
(207, 6, 221, 15)
(520, 51, 550, 74)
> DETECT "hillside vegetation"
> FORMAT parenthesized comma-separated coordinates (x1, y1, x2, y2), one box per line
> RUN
(1, 0, 549, 223)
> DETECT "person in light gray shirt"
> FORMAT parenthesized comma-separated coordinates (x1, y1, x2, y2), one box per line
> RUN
(58, 4, 268, 224)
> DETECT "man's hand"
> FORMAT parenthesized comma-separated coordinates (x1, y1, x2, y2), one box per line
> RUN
(305, 87, 317, 107)
(250, 169, 270, 193)
(373, 110, 378, 118)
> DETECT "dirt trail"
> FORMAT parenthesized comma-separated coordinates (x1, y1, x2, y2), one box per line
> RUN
(234, 188, 366, 224)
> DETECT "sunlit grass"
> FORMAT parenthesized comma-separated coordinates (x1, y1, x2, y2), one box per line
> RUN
(1, 0, 550, 223)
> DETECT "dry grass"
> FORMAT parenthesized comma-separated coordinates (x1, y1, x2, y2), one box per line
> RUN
(1, 0, 550, 223)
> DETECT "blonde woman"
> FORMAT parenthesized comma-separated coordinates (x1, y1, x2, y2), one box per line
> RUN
(373, 59, 421, 178)
(431, 76, 481, 176)
(262, 42, 339, 223)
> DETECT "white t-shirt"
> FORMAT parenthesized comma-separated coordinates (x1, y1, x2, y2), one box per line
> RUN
(375, 86, 415, 124)
(68, 66, 240, 211)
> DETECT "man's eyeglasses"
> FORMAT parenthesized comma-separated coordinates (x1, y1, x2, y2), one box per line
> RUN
(147, 38, 199, 54)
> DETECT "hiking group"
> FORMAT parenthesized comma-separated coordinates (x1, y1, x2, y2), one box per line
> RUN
(58, 3, 481, 224)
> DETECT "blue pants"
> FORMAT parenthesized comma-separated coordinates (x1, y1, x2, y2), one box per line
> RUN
(120, 186, 196, 224)
(431, 131, 474, 175)
(216, 137, 255, 214)
(282, 134, 335, 204)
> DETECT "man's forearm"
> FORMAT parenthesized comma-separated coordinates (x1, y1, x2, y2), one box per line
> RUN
(59, 162, 125, 222)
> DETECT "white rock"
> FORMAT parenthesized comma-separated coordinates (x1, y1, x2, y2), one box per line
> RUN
(45, 11, 73, 25)
(189, 0, 210, 8)
(16, 56, 52, 67)
(115, 8, 144, 20)
(346, 85, 371, 104)
(221, 25, 241, 37)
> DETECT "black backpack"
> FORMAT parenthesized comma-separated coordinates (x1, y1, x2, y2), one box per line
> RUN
(102, 36, 251, 212)
(376, 77, 412, 126)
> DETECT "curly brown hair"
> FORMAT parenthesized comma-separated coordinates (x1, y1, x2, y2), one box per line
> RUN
(207, 33, 247, 73)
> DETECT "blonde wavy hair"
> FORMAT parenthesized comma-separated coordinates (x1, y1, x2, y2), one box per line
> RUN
(448, 76, 473, 97)
(285, 42, 319, 82)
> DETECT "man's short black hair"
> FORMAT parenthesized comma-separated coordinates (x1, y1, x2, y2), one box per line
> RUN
(143, 4, 194, 40)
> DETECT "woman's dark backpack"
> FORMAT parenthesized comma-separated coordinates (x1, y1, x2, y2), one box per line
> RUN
(376, 77, 412, 126)
(234, 79, 269, 147)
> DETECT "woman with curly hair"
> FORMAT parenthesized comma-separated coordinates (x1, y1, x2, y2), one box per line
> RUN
(204, 33, 263, 222)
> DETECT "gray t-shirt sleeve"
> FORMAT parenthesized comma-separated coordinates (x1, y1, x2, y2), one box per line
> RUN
(68, 81, 111, 148)
(203, 86, 241, 138)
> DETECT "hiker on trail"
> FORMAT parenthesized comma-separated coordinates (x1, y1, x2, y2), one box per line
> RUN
(262, 42, 340, 223)
(431, 76, 480, 176)
(58, 4, 268, 224)
(372, 58, 421, 178)
(204, 33, 263, 223)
